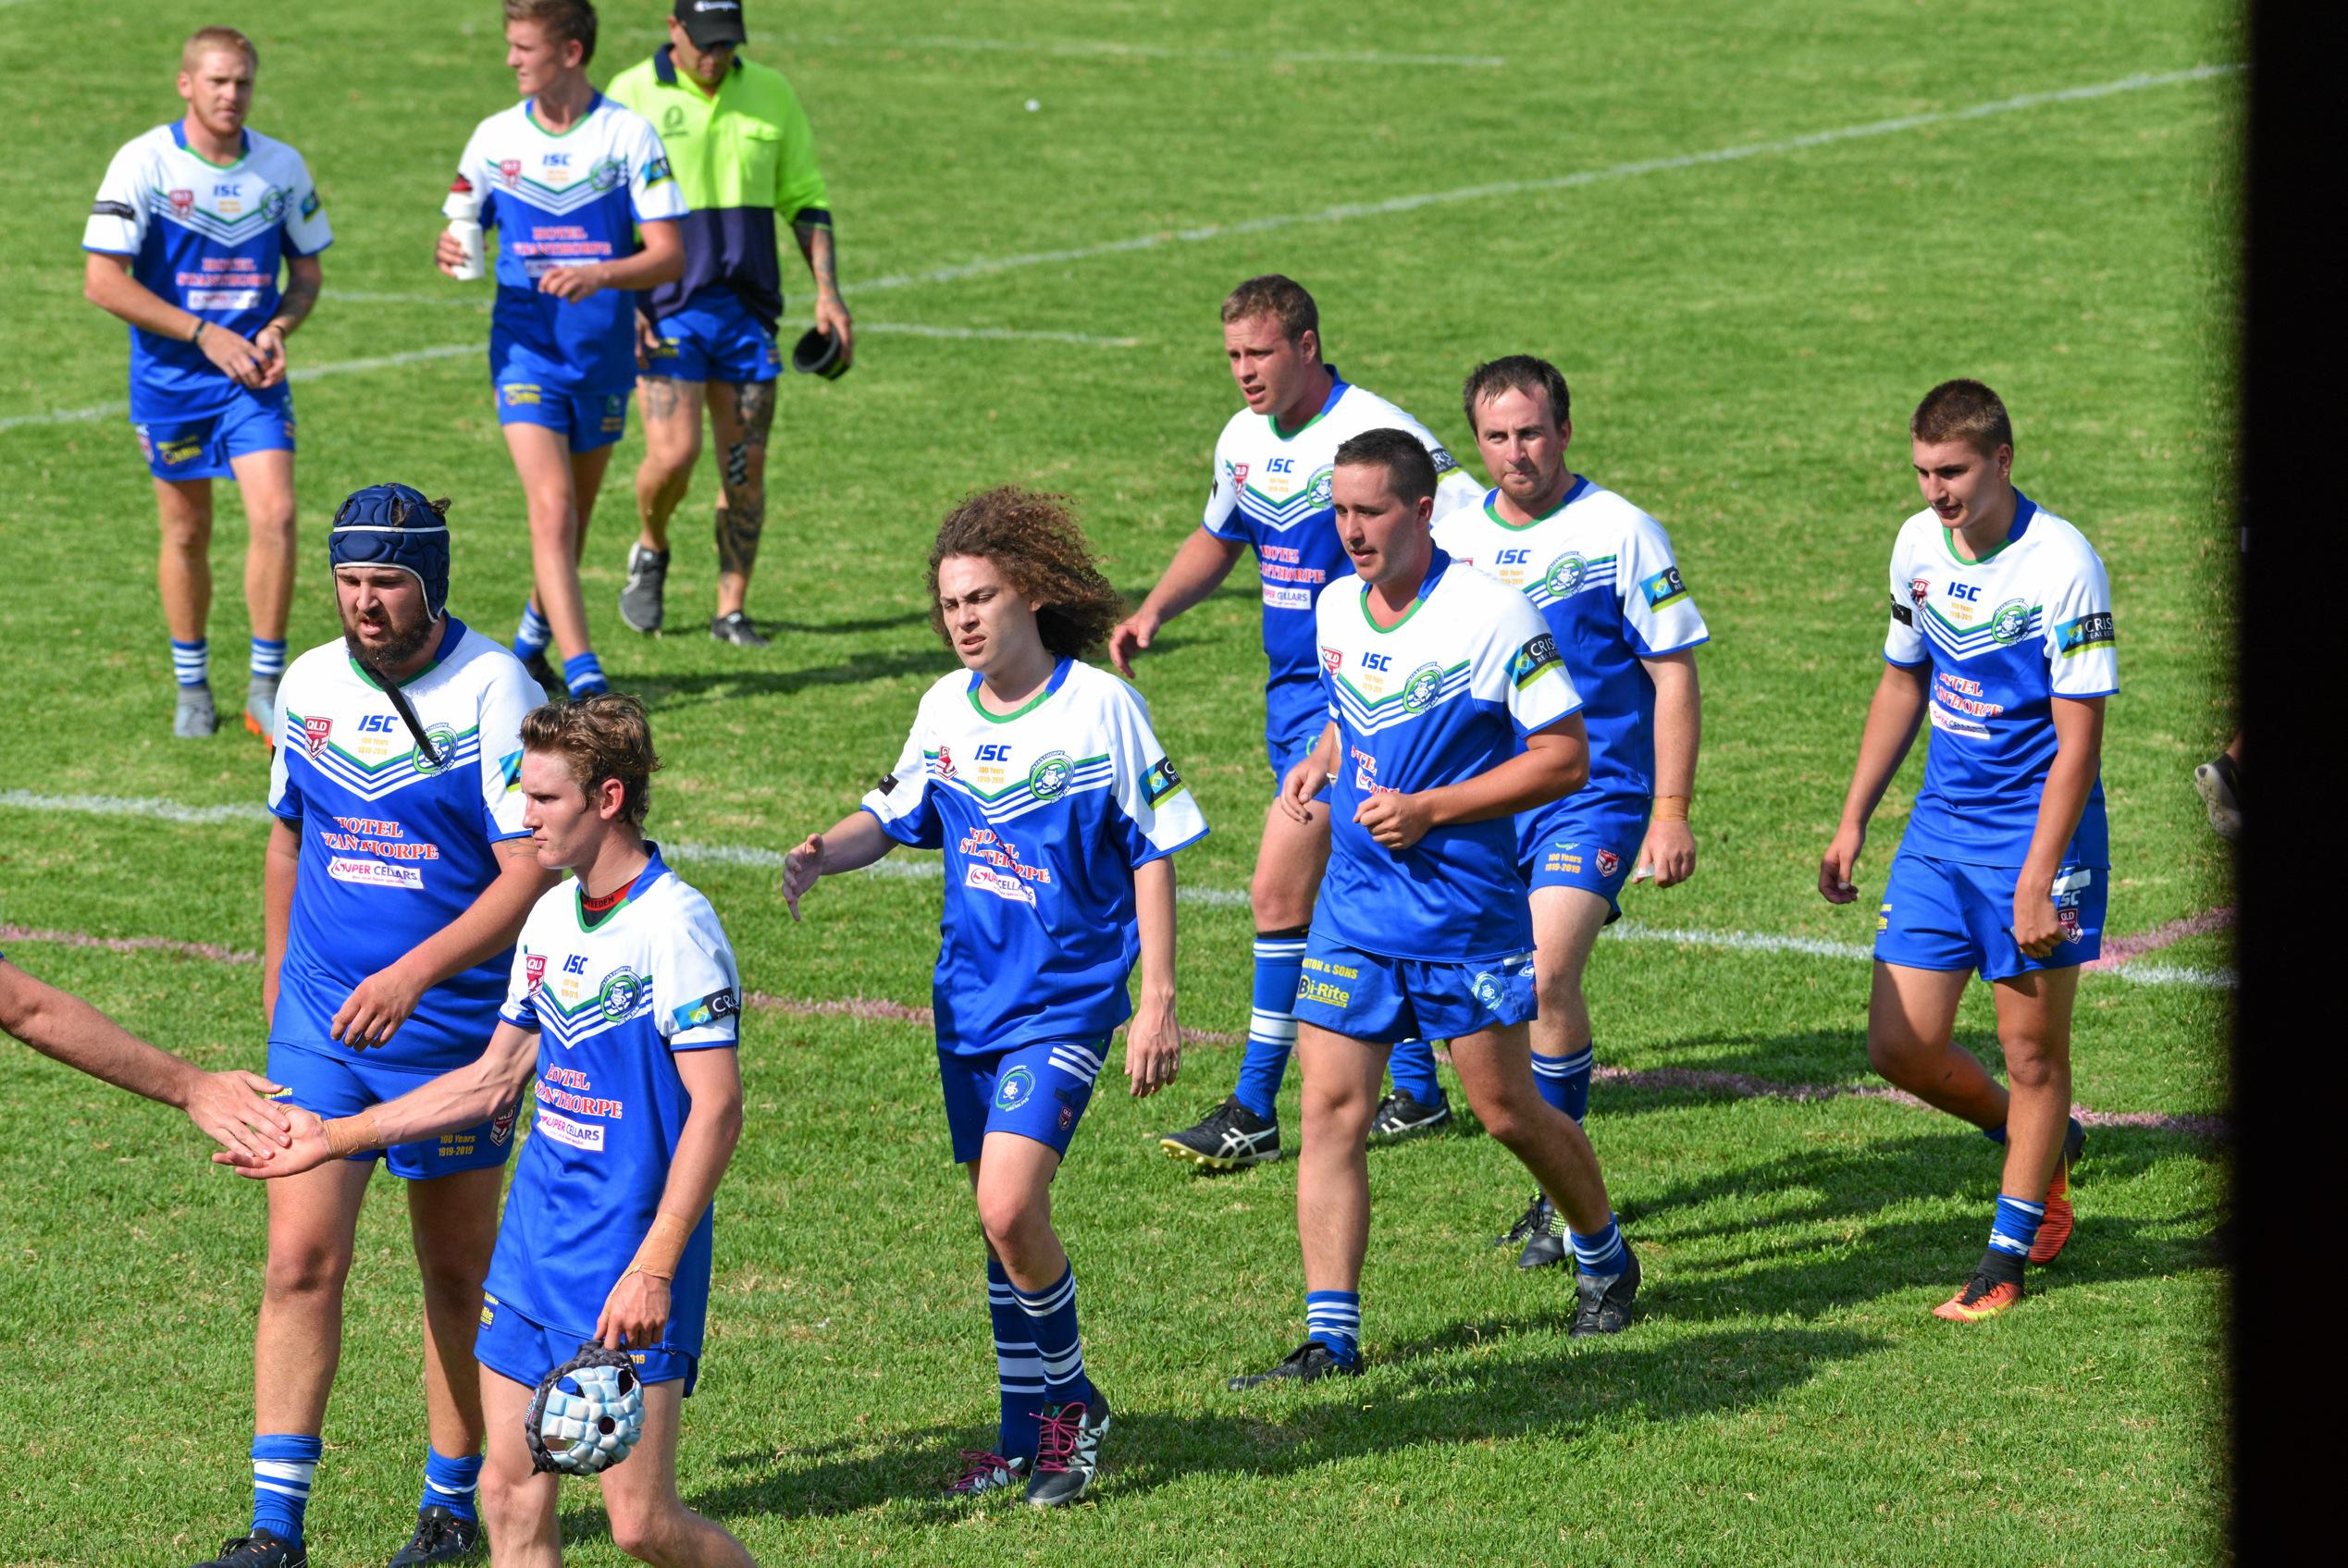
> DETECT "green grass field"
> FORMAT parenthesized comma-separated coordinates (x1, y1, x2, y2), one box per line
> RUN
(0, 1, 2237, 1562)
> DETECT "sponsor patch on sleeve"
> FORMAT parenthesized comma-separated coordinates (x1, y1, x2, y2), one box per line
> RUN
(2055, 611, 2116, 656)
(1428, 445, 1459, 475)
(875, 772, 899, 796)
(498, 749, 524, 792)
(1509, 632, 1563, 688)
(1889, 594, 1915, 626)
(91, 200, 137, 219)
(1143, 756, 1186, 806)
(644, 156, 674, 186)
(1640, 564, 1689, 610)
(672, 988, 740, 1031)
(299, 191, 321, 219)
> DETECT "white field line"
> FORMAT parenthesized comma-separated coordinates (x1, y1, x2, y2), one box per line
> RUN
(0, 788, 2235, 987)
(795, 31, 1506, 69)
(0, 344, 477, 434)
(855, 63, 2241, 294)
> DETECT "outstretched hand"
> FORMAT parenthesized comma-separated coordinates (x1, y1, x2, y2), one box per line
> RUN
(782, 833, 824, 922)
(213, 1105, 339, 1179)
(182, 1069, 294, 1160)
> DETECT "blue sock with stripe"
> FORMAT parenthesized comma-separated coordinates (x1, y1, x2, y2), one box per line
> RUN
(250, 1432, 323, 1544)
(513, 602, 551, 661)
(420, 1445, 481, 1523)
(1010, 1266, 1094, 1408)
(1988, 1193, 2045, 1262)
(986, 1260, 1045, 1463)
(171, 636, 209, 689)
(1568, 1215, 1628, 1279)
(1387, 1038, 1444, 1106)
(1233, 929, 1308, 1121)
(1304, 1290, 1361, 1366)
(249, 636, 287, 684)
(1532, 1045, 1595, 1125)
(562, 650, 608, 697)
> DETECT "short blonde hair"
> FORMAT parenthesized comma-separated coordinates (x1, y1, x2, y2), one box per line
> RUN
(181, 26, 258, 73)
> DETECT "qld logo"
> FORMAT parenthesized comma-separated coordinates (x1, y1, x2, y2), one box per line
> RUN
(1027, 750, 1074, 801)
(168, 188, 194, 216)
(994, 1066, 1035, 1112)
(1401, 662, 1445, 714)
(1909, 576, 1931, 607)
(1544, 551, 1588, 598)
(525, 952, 547, 993)
(596, 967, 645, 1022)
(302, 715, 333, 758)
(1988, 599, 2030, 645)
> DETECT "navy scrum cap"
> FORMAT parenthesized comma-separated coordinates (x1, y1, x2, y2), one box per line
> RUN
(331, 483, 451, 619)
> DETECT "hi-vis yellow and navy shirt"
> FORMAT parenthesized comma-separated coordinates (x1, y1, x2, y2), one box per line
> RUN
(607, 46, 831, 332)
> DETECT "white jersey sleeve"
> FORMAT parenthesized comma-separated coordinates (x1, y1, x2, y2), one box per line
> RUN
(1104, 680, 1209, 866)
(499, 901, 551, 1032)
(1616, 510, 1710, 656)
(652, 891, 742, 1051)
(2043, 543, 2119, 698)
(859, 685, 946, 848)
(1884, 525, 1929, 667)
(474, 657, 539, 842)
(1201, 418, 1245, 540)
(443, 121, 493, 224)
(1477, 583, 1583, 737)
(625, 113, 686, 224)
(84, 138, 149, 256)
(266, 720, 298, 820)
(281, 149, 334, 256)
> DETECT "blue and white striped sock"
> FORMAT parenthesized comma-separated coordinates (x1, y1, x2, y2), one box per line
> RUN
(1011, 1266, 1094, 1407)
(250, 1432, 322, 1544)
(562, 650, 608, 697)
(1304, 1290, 1361, 1365)
(420, 1445, 482, 1523)
(170, 636, 209, 689)
(1532, 1046, 1595, 1126)
(1233, 930, 1308, 1120)
(1568, 1215, 1628, 1279)
(513, 603, 552, 661)
(1988, 1193, 2045, 1260)
(249, 636, 288, 684)
(986, 1260, 1045, 1463)
(1388, 1038, 1444, 1106)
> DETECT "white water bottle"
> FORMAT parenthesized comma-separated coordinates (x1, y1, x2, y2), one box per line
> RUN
(444, 176, 488, 281)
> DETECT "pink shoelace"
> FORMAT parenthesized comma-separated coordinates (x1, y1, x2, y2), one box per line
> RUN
(1034, 1403, 1088, 1474)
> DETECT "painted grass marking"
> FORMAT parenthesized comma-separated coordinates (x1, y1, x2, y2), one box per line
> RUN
(0, 789, 2231, 982)
(0, 923, 259, 966)
(2085, 905, 2234, 969)
(855, 64, 2240, 294)
(0, 345, 477, 434)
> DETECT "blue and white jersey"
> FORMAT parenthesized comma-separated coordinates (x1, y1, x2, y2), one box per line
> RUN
(444, 94, 684, 393)
(492, 851, 739, 1359)
(860, 659, 1209, 1056)
(1202, 371, 1482, 748)
(266, 620, 538, 1071)
(1313, 550, 1583, 962)
(1883, 495, 2119, 868)
(1435, 477, 1708, 808)
(83, 123, 333, 421)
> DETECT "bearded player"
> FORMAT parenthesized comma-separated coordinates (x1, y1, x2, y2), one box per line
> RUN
(1114, 276, 1479, 1171)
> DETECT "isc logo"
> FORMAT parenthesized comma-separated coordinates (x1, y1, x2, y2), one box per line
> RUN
(1948, 583, 1981, 602)
(212, 181, 241, 196)
(1494, 548, 1533, 565)
(544, 153, 571, 167)
(1265, 457, 1296, 475)
(974, 744, 1012, 762)
(562, 954, 588, 975)
(357, 714, 400, 732)
(1361, 652, 1392, 673)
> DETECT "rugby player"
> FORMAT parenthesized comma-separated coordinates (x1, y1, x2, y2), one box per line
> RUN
(82, 26, 330, 742)
(785, 488, 1207, 1505)
(1230, 430, 1640, 1389)
(1, 952, 290, 1157)
(437, 0, 685, 698)
(229, 695, 756, 1568)
(1112, 276, 1479, 1171)
(191, 484, 558, 1568)
(1432, 356, 1707, 1268)
(1820, 379, 2111, 1322)
(610, 0, 854, 647)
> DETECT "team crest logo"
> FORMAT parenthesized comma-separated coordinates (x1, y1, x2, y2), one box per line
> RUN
(525, 952, 547, 993)
(488, 1098, 519, 1145)
(1027, 750, 1074, 801)
(168, 188, 194, 216)
(261, 187, 288, 223)
(596, 967, 645, 1021)
(1988, 599, 2030, 645)
(1544, 552, 1588, 598)
(1909, 576, 1931, 607)
(935, 746, 956, 779)
(1320, 645, 1343, 673)
(1401, 661, 1446, 714)
(1595, 848, 1620, 877)
(2056, 904, 2081, 942)
(1305, 466, 1335, 509)
(499, 159, 522, 186)
(411, 723, 459, 774)
(1472, 971, 1503, 1010)
(994, 1067, 1035, 1112)
(303, 715, 333, 757)
(589, 156, 624, 192)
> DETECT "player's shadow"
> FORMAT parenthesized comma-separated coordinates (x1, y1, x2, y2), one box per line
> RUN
(685, 1324, 1877, 1518)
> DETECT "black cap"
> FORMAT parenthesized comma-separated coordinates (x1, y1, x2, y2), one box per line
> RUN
(791, 327, 848, 381)
(674, 0, 748, 48)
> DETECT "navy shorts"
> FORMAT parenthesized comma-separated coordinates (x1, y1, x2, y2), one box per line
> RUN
(476, 1292, 698, 1396)
(642, 294, 781, 385)
(266, 1039, 521, 1180)
(495, 376, 629, 452)
(937, 1039, 1105, 1165)
(1267, 728, 1333, 803)
(1291, 931, 1537, 1045)
(135, 387, 295, 481)
(1874, 850, 2107, 981)
(1520, 796, 1647, 913)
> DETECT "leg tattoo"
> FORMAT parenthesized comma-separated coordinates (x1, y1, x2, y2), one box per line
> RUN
(715, 496, 766, 579)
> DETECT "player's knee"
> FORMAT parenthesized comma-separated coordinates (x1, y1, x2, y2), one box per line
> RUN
(605, 1496, 683, 1563)
(1864, 1025, 1933, 1080)
(263, 1235, 353, 1300)
(476, 1458, 539, 1534)
(1473, 1086, 1542, 1152)
(2001, 1042, 2062, 1092)
(1300, 1079, 1375, 1138)
(1533, 966, 1578, 1019)
(1247, 873, 1311, 932)
(414, 1252, 488, 1309)
(973, 1188, 1045, 1267)
(160, 510, 213, 554)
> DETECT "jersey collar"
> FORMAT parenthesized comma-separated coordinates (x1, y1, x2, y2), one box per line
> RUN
(1268, 367, 1347, 442)
(574, 843, 669, 931)
(1358, 547, 1452, 634)
(1482, 473, 1588, 530)
(966, 657, 1072, 723)
(525, 90, 604, 137)
(171, 119, 251, 168)
(651, 44, 744, 89)
(1940, 491, 2037, 565)
(348, 615, 462, 690)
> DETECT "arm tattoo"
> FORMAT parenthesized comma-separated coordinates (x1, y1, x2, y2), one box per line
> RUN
(714, 497, 767, 579)
(273, 268, 322, 333)
(796, 221, 840, 296)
